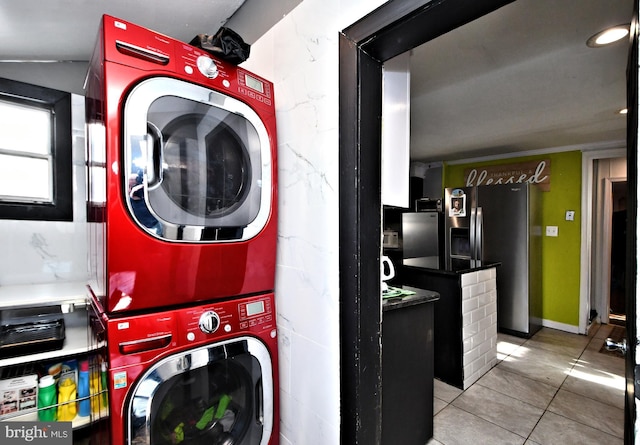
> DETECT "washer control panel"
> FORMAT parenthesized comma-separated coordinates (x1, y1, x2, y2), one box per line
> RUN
(180, 294, 275, 343)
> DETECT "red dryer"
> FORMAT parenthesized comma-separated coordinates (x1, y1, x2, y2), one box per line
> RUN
(85, 15, 278, 314)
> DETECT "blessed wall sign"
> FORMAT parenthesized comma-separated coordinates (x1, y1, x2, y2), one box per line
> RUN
(463, 159, 551, 191)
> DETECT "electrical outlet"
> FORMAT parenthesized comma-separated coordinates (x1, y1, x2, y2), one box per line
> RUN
(546, 226, 558, 237)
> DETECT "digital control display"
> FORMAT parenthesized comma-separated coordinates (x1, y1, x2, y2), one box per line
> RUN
(244, 74, 264, 94)
(246, 301, 265, 317)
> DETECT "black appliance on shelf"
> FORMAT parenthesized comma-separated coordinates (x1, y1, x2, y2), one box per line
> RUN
(0, 306, 65, 358)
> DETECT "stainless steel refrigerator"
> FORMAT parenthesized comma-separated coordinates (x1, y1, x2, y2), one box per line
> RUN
(444, 183, 542, 337)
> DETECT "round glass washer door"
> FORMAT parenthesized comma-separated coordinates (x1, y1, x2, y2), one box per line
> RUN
(124, 77, 272, 242)
(127, 337, 274, 445)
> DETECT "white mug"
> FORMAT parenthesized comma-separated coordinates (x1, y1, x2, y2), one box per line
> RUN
(381, 255, 395, 291)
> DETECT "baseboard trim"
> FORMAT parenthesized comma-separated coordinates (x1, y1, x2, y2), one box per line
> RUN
(541, 319, 581, 334)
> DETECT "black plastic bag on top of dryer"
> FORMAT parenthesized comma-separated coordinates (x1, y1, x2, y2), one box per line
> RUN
(189, 27, 250, 65)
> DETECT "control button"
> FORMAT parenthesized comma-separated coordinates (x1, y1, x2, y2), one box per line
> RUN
(187, 332, 195, 341)
(198, 310, 220, 334)
(270, 329, 277, 338)
(223, 79, 230, 88)
(185, 65, 194, 75)
(196, 56, 218, 79)
(224, 324, 232, 333)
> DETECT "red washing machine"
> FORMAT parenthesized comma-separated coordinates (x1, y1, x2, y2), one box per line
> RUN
(85, 15, 278, 314)
(88, 292, 279, 445)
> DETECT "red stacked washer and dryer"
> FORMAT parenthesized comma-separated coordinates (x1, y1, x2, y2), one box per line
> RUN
(85, 15, 279, 445)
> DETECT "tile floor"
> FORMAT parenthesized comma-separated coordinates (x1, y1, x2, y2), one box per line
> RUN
(429, 324, 626, 445)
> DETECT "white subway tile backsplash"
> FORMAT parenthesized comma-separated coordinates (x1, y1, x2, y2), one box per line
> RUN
(463, 322, 479, 340)
(470, 307, 486, 323)
(477, 268, 492, 283)
(478, 315, 492, 332)
(460, 268, 498, 389)
(470, 282, 485, 298)
(462, 297, 479, 314)
(479, 292, 492, 306)
(461, 271, 478, 287)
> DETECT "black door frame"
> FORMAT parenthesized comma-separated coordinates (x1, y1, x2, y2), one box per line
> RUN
(624, 1, 638, 442)
(338, 0, 514, 443)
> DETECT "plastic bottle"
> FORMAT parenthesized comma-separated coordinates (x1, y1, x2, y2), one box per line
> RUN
(90, 362, 102, 415)
(37, 375, 57, 421)
(100, 361, 108, 411)
(77, 360, 91, 417)
(57, 377, 77, 421)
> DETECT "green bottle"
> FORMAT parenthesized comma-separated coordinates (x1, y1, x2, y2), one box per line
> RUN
(37, 375, 57, 421)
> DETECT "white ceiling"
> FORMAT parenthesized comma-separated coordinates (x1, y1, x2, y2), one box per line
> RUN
(0, 0, 300, 95)
(0, 0, 633, 163)
(408, 0, 634, 162)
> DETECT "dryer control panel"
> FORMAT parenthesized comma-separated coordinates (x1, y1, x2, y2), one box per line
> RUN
(238, 296, 273, 329)
(198, 310, 220, 334)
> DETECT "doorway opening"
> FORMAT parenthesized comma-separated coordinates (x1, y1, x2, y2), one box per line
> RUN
(609, 179, 628, 325)
(587, 155, 627, 329)
(339, 0, 637, 442)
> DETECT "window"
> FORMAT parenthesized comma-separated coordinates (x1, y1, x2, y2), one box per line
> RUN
(0, 78, 72, 221)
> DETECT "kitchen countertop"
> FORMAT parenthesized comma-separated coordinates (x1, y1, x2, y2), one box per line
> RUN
(382, 285, 439, 312)
(402, 256, 500, 276)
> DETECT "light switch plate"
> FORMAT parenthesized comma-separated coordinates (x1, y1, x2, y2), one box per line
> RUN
(565, 210, 575, 221)
(546, 226, 559, 237)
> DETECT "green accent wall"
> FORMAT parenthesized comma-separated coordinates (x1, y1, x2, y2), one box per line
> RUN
(443, 151, 582, 327)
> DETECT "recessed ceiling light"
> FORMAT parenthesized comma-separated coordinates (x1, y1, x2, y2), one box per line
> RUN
(587, 24, 630, 48)
(619, 108, 628, 115)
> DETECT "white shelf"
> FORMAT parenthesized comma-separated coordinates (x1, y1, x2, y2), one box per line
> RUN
(0, 281, 87, 309)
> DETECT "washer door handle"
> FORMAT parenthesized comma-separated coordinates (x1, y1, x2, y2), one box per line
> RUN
(119, 334, 172, 355)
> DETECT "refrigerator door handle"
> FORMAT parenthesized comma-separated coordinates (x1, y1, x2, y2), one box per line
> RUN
(476, 207, 483, 265)
(470, 207, 477, 264)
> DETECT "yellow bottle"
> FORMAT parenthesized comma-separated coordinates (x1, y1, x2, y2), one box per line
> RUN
(57, 377, 77, 421)
(90, 369, 101, 414)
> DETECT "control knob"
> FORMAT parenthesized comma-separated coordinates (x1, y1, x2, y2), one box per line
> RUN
(196, 56, 219, 79)
(199, 310, 220, 334)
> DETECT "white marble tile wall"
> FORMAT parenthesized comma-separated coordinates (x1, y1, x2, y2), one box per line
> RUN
(461, 267, 498, 389)
(0, 94, 87, 286)
(241, 1, 388, 443)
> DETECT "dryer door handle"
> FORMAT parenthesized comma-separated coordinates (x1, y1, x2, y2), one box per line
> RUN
(119, 334, 172, 355)
(146, 121, 164, 189)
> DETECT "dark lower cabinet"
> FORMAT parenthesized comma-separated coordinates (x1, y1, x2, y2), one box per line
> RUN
(401, 269, 464, 388)
(382, 289, 437, 445)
